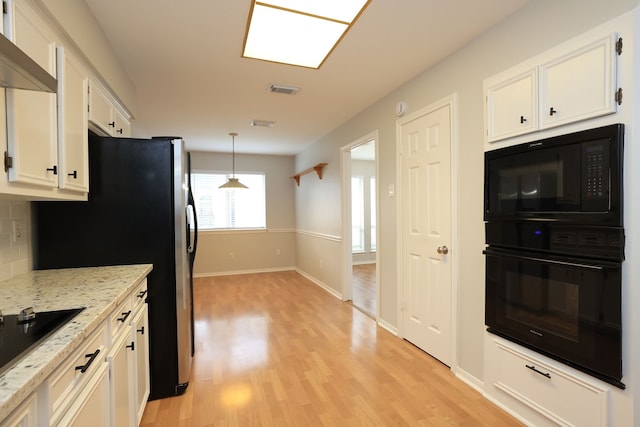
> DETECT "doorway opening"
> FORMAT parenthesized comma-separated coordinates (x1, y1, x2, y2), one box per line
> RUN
(341, 132, 379, 319)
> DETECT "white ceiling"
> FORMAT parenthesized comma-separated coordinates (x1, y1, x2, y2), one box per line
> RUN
(84, 0, 529, 155)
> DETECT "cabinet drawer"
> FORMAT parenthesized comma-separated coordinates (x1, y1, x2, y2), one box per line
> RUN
(493, 342, 609, 426)
(110, 297, 133, 339)
(132, 279, 148, 313)
(47, 321, 108, 420)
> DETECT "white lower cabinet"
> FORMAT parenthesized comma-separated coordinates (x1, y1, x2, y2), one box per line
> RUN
(132, 307, 150, 425)
(4, 282, 152, 426)
(2, 393, 37, 427)
(487, 337, 610, 426)
(54, 361, 110, 427)
(107, 329, 135, 427)
(47, 322, 109, 425)
(107, 279, 150, 427)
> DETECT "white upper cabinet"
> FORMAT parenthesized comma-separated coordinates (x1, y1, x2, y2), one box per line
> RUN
(485, 69, 538, 141)
(540, 34, 618, 129)
(89, 79, 132, 138)
(5, 0, 58, 188)
(57, 46, 89, 193)
(485, 33, 620, 143)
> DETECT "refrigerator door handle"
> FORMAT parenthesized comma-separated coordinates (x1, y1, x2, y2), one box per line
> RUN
(186, 204, 195, 254)
(188, 189, 198, 256)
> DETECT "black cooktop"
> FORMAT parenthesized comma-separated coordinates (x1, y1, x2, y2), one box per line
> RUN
(0, 308, 84, 377)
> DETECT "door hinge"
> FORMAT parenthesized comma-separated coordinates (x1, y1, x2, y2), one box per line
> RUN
(4, 152, 12, 172)
(616, 37, 623, 55)
(615, 88, 623, 105)
(2, 2, 6, 15)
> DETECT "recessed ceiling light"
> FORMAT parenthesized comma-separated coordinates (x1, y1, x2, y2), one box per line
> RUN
(242, 0, 371, 69)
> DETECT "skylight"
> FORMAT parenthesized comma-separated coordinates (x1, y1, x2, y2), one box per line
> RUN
(242, 0, 371, 69)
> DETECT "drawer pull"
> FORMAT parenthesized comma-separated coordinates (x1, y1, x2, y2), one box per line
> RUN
(526, 364, 551, 379)
(117, 310, 132, 323)
(137, 290, 148, 299)
(126, 342, 135, 351)
(137, 326, 145, 335)
(75, 349, 101, 373)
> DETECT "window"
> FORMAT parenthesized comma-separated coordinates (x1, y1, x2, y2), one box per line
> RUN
(351, 176, 365, 252)
(191, 172, 266, 229)
(370, 176, 376, 251)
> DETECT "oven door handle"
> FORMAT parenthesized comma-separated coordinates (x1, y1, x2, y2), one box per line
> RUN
(483, 248, 609, 270)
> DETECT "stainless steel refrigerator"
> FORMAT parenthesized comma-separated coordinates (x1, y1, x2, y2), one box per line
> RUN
(32, 132, 198, 400)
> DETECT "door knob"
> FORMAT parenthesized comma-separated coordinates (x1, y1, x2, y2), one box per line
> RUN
(437, 246, 449, 255)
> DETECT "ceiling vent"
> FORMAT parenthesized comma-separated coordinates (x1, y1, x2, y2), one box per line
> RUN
(268, 84, 300, 95)
(250, 119, 275, 128)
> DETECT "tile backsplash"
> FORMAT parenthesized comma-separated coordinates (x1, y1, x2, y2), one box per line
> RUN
(0, 200, 31, 280)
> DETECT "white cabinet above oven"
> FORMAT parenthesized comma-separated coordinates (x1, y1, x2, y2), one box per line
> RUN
(485, 33, 620, 143)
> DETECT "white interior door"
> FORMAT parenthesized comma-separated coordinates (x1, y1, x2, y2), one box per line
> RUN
(400, 103, 452, 366)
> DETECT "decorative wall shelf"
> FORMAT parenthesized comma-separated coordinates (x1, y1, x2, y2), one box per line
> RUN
(290, 163, 328, 186)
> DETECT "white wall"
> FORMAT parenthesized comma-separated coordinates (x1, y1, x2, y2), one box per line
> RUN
(190, 151, 297, 276)
(293, 0, 640, 393)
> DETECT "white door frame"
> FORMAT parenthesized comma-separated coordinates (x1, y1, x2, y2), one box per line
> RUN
(395, 94, 459, 371)
(341, 130, 380, 318)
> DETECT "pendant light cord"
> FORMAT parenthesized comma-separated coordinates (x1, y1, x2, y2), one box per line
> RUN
(230, 132, 238, 178)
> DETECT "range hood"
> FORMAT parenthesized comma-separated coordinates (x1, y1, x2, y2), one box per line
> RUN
(0, 32, 56, 92)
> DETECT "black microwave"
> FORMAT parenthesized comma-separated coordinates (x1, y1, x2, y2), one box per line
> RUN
(484, 123, 624, 226)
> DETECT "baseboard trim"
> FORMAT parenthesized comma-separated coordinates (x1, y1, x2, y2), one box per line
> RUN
(194, 266, 295, 278)
(294, 268, 343, 300)
(377, 318, 398, 335)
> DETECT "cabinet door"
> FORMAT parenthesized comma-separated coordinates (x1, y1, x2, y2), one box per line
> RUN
(132, 306, 150, 424)
(56, 362, 111, 427)
(88, 80, 115, 136)
(485, 69, 537, 142)
(107, 329, 135, 427)
(540, 34, 617, 129)
(56, 46, 89, 193)
(114, 108, 131, 138)
(5, 0, 58, 188)
(1, 393, 37, 427)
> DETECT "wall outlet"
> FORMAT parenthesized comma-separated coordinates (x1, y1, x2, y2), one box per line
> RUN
(228, 252, 234, 260)
(275, 249, 281, 256)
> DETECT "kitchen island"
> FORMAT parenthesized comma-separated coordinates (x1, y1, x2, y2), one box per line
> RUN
(0, 264, 152, 424)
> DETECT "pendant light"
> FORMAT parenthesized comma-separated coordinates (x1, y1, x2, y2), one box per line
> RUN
(219, 132, 248, 189)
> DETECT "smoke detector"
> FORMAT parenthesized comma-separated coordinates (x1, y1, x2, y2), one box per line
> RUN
(268, 84, 300, 95)
(250, 119, 275, 128)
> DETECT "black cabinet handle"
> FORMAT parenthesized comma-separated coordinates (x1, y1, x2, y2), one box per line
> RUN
(549, 107, 557, 116)
(526, 364, 551, 379)
(137, 290, 148, 299)
(108, 121, 115, 127)
(75, 349, 100, 373)
(117, 128, 123, 134)
(46, 165, 58, 175)
(117, 310, 131, 323)
(68, 170, 77, 179)
(520, 115, 527, 123)
(137, 326, 145, 335)
(126, 342, 135, 351)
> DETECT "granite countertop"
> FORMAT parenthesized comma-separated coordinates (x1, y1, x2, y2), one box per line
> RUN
(0, 264, 153, 420)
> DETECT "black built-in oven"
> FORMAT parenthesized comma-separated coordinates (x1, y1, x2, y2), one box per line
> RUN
(484, 124, 625, 388)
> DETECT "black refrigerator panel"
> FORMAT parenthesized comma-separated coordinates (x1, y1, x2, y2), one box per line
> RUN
(33, 133, 188, 400)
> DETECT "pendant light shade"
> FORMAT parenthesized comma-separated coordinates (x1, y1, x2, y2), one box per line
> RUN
(219, 132, 248, 189)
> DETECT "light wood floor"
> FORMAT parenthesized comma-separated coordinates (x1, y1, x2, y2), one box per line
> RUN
(141, 271, 522, 426)
(352, 263, 376, 317)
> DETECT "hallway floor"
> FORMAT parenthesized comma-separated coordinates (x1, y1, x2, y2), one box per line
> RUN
(141, 271, 522, 426)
